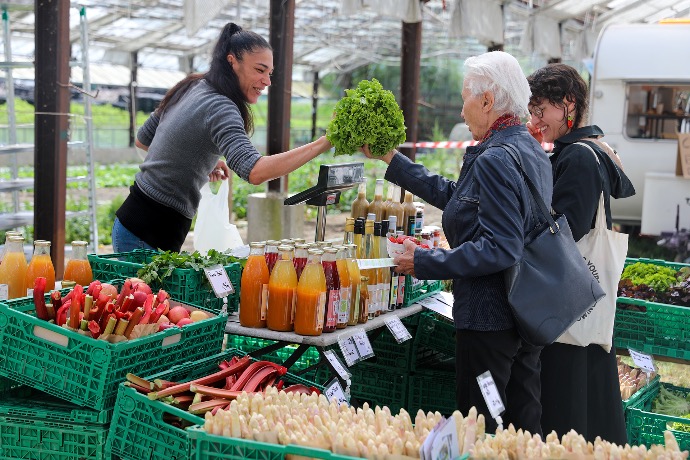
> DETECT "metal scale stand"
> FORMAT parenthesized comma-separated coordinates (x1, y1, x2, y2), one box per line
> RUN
(284, 162, 365, 241)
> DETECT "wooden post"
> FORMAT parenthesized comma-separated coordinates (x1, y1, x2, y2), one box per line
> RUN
(400, 21, 422, 162)
(128, 51, 138, 147)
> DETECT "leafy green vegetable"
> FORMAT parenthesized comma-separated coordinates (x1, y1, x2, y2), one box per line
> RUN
(326, 78, 406, 157)
(653, 386, 690, 417)
(620, 262, 678, 292)
(136, 249, 244, 285)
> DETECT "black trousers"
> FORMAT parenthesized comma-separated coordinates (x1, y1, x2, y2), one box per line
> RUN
(455, 328, 542, 435)
(540, 342, 627, 444)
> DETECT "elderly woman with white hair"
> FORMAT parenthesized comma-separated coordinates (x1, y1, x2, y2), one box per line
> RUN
(363, 51, 552, 434)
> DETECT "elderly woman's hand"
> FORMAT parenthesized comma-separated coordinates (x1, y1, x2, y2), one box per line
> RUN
(360, 145, 397, 165)
(393, 238, 417, 276)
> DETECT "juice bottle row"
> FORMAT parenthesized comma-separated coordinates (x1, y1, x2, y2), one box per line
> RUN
(0, 233, 93, 300)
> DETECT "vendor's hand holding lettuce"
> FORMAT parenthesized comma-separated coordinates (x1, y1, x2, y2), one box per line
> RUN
(326, 78, 406, 156)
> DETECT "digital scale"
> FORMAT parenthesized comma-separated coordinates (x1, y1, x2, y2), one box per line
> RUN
(284, 162, 365, 241)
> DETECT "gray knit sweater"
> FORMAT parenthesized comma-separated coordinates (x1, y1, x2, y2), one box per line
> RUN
(135, 79, 262, 219)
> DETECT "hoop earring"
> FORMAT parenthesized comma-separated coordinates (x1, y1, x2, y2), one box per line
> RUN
(567, 113, 574, 129)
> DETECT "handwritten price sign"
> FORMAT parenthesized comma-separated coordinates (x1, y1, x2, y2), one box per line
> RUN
(203, 265, 235, 298)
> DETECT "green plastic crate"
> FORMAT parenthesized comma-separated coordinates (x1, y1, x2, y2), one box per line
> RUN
(226, 335, 322, 372)
(0, 291, 226, 411)
(614, 298, 690, 360)
(0, 391, 109, 459)
(626, 382, 690, 450)
(348, 362, 408, 414)
(413, 311, 455, 369)
(106, 349, 325, 460)
(407, 369, 456, 416)
(88, 249, 242, 314)
(623, 257, 690, 271)
(188, 426, 363, 460)
(403, 276, 443, 307)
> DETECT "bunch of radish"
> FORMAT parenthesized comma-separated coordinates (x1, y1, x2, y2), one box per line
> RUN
(32, 277, 210, 340)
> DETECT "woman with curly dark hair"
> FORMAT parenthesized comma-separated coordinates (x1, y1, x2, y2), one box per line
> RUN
(526, 63, 635, 444)
(113, 23, 332, 253)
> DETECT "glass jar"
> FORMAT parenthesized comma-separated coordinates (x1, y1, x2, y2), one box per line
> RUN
(26, 240, 56, 293)
(63, 241, 93, 287)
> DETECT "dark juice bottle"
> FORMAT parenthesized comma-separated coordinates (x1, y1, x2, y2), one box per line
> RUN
(321, 247, 340, 333)
(265, 240, 280, 274)
(293, 243, 309, 280)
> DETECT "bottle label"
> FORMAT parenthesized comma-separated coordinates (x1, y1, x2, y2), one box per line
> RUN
(397, 275, 406, 305)
(351, 287, 360, 321)
(260, 284, 269, 321)
(26, 288, 34, 297)
(0, 284, 8, 300)
(326, 290, 340, 328)
(338, 287, 351, 323)
(390, 275, 399, 309)
(317, 292, 326, 330)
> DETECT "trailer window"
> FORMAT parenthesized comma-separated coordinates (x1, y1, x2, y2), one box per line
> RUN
(626, 84, 690, 139)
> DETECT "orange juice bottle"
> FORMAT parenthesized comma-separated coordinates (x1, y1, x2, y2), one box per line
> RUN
(267, 245, 298, 332)
(345, 244, 361, 326)
(0, 235, 29, 299)
(294, 248, 327, 336)
(63, 241, 93, 287)
(26, 240, 56, 293)
(334, 246, 351, 329)
(240, 242, 270, 328)
(0, 231, 22, 264)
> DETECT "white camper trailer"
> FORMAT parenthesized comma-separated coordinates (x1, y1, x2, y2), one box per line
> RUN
(589, 21, 690, 235)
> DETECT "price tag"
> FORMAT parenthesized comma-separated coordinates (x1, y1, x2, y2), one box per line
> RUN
(476, 370, 505, 420)
(203, 265, 235, 298)
(351, 329, 374, 360)
(338, 336, 360, 367)
(324, 378, 348, 405)
(26, 288, 34, 297)
(0, 284, 8, 300)
(324, 350, 351, 380)
(628, 348, 656, 373)
(384, 316, 412, 343)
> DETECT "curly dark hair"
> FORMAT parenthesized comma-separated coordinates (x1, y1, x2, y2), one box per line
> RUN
(155, 23, 271, 136)
(527, 63, 588, 129)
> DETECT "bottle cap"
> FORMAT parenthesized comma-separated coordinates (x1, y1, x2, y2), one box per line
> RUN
(277, 244, 294, 252)
(249, 241, 266, 248)
(307, 248, 324, 255)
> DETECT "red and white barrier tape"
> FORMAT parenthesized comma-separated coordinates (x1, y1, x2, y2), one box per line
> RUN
(400, 141, 554, 151)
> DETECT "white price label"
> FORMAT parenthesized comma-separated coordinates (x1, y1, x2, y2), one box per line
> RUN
(477, 370, 505, 420)
(385, 316, 412, 343)
(338, 336, 360, 367)
(0, 284, 8, 300)
(203, 265, 235, 298)
(324, 378, 348, 405)
(351, 330, 374, 359)
(628, 348, 656, 373)
(324, 350, 351, 380)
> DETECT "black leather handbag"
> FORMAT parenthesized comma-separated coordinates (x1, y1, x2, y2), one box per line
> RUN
(501, 144, 606, 347)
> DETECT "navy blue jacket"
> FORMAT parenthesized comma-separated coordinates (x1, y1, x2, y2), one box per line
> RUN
(385, 125, 553, 331)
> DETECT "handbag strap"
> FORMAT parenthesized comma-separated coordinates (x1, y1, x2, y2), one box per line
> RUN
(497, 143, 559, 234)
(575, 141, 607, 230)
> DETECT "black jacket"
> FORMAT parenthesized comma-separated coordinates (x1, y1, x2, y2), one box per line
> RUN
(550, 126, 636, 241)
(385, 124, 553, 331)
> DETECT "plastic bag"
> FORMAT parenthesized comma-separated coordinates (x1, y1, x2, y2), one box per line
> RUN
(193, 180, 243, 255)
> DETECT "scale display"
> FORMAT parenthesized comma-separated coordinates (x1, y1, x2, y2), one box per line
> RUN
(284, 162, 364, 206)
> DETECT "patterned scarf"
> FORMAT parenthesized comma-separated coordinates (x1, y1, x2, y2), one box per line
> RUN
(480, 114, 521, 143)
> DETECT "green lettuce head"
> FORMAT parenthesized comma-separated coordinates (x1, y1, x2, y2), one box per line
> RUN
(326, 78, 406, 156)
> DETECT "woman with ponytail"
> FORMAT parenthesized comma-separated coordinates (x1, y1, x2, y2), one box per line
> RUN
(113, 23, 332, 252)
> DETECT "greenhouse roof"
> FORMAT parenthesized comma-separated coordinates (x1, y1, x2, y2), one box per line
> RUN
(1, 0, 689, 87)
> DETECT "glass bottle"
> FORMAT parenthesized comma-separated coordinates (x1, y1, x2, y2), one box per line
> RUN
(379, 220, 392, 313)
(294, 249, 327, 336)
(240, 242, 270, 328)
(402, 191, 417, 233)
(362, 219, 379, 320)
(354, 218, 365, 260)
(0, 230, 22, 264)
(0, 235, 28, 299)
(345, 244, 361, 326)
(264, 240, 280, 274)
(386, 221, 400, 311)
(388, 185, 405, 232)
(321, 247, 340, 333)
(351, 181, 370, 219)
(63, 241, 93, 287)
(367, 179, 385, 222)
(343, 217, 355, 245)
(267, 245, 298, 332)
(382, 184, 393, 220)
(358, 275, 369, 324)
(293, 243, 309, 280)
(373, 221, 383, 317)
(26, 240, 56, 294)
(334, 246, 351, 329)
(291, 237, 306, 245)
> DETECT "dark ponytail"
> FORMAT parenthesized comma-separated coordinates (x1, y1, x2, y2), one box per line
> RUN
(155, 23, 271, 136)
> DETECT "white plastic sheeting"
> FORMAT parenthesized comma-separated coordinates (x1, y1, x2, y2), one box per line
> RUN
(520, 14, 562, 60)
(184, 0, 233, 37)
(450, 0, 504, 46)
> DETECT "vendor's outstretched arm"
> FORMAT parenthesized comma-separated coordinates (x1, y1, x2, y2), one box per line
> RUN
(247, 136, 332, 185)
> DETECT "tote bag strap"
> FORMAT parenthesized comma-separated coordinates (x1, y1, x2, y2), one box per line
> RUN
(575, 141, 607, 231)
(497, 143, 560, 234)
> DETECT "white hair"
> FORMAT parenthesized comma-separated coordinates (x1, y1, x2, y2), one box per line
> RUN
(463, 51, 531, 118)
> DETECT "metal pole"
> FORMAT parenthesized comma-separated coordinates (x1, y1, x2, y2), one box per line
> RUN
(315, 206, 326, 242)
(3, 9, 19, 215)
(80, 6, 99, 253)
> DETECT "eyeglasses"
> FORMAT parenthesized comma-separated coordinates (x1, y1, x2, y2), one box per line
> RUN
(529, 106, 545, 119)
